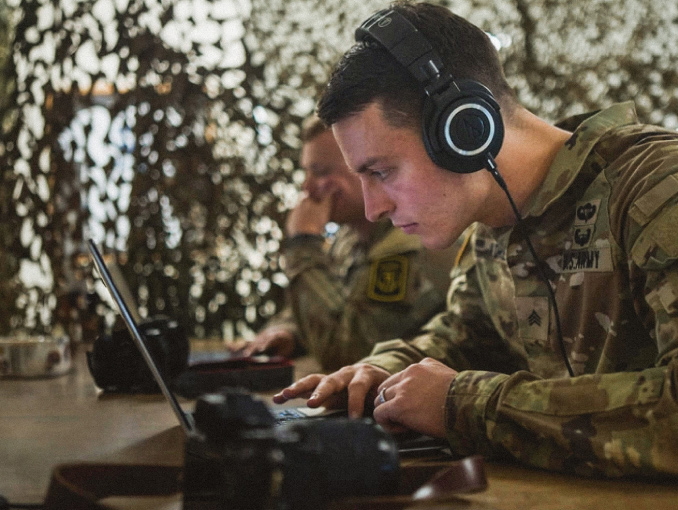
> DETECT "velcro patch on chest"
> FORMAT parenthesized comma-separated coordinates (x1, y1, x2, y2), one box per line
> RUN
(561, 243, 613, 273)
(561, 198, 614, 273)
(367, 255, 409, 302)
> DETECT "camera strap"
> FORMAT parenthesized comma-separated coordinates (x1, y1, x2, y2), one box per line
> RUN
(42, 456, 487, 509)
(44, 463, 182, 509)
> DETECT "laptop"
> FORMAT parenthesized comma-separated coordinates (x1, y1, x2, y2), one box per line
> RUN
(88, 240, 347, 435)
(88, 240, 448, 453)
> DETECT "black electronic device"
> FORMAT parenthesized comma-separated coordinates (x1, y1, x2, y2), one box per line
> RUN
(87, 315, 189, 393)
(355, 8, 504, 174)
(183, 388, 400, 510)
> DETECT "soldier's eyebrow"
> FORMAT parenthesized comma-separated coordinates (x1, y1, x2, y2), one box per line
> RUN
(355, 157, 382, 175)
(305, 163, 331, 176)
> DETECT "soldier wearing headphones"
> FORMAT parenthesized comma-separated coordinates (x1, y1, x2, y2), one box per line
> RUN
(275, 1, 678, 477)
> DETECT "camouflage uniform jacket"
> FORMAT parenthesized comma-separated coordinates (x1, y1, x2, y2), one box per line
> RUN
(266, 220, 445, 371)
(361, 103, 678, 477)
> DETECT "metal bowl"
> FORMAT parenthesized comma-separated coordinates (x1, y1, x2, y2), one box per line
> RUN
(0, 335, 73, 378)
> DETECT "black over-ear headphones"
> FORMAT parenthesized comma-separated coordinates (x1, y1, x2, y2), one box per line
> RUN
(355, 9, 504, 174)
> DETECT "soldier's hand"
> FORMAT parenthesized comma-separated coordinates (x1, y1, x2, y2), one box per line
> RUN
(243, 326, 296, 358)
(372, 358, 457, 438)
(285, 188, 337, 237)
(273, 363, 391, 418)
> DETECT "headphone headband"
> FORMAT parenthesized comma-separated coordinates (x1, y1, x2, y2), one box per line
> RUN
(355, 9, 445, 86)
(354, 8, 504, 174)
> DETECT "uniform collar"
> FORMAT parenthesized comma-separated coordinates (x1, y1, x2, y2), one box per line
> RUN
(523, 102, 639, 218)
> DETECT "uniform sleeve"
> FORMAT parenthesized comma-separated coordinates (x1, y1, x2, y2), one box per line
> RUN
(445, 358, 678, 477)
(283, 234, 445, 372)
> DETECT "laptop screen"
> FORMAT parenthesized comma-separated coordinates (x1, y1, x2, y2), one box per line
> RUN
(88, 240, 195, 435)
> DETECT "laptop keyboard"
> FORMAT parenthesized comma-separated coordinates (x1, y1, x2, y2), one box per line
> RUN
(273, 406, 347, 425)
(275, 408, 310, 423)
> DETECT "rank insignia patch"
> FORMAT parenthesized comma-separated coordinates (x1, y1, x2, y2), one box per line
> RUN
(368, 255, 409, 302)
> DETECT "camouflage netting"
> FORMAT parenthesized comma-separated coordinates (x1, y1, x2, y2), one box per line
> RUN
(0, 0, 677, 341)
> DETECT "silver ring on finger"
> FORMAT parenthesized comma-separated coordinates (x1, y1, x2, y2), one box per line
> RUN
(378, 387, 387, 405)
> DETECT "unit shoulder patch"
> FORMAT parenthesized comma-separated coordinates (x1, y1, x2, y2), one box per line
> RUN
(367, 255, 409, 302)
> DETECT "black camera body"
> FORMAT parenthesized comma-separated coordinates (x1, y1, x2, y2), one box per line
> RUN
(86, 315, 189, 393)
(183, 389, 400, 510)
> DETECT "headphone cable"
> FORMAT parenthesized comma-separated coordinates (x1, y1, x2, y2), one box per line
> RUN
(485, 154, 575, 377)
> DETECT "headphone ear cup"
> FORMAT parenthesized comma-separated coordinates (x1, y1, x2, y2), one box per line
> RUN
(422, 80, 504, 173)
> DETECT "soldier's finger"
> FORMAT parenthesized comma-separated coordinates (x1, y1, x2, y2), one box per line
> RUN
(372, 399, 409, 434)
(346, 371, 380, 418)
(307, 370, 354, 407)
(272, 374, 323, 404)
(376, 370, 405, 394)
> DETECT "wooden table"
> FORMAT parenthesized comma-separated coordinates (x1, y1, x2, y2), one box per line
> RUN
(1, 347, 676, 509)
